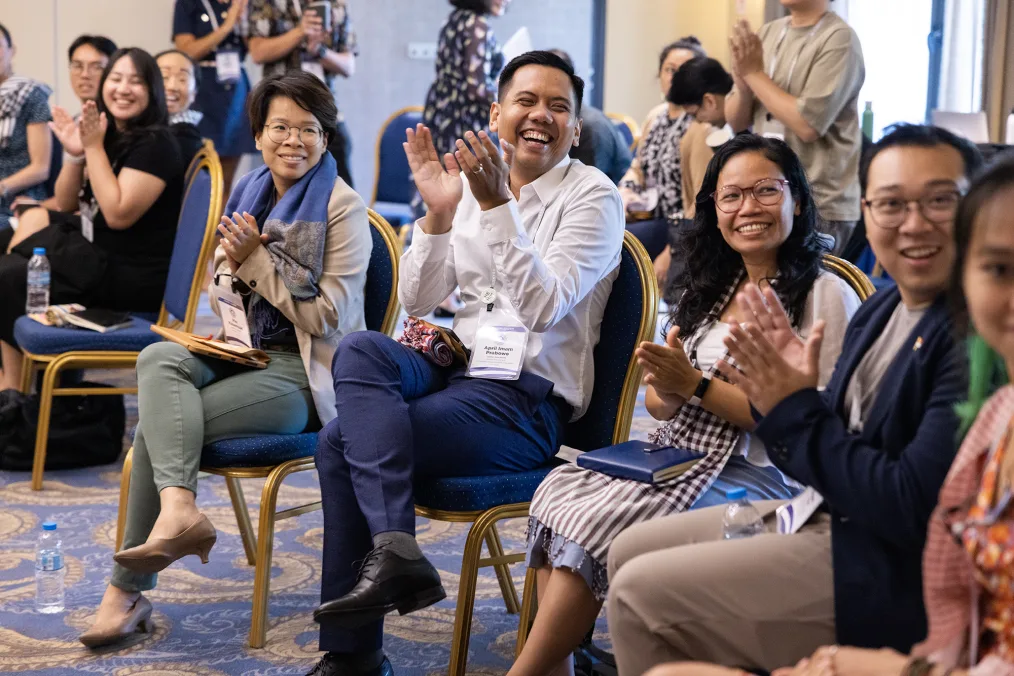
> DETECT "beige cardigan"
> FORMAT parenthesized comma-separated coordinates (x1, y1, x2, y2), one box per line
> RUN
(207, 178, 373, 424)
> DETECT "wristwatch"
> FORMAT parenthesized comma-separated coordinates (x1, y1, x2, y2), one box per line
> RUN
(687, 371, 713, 407)
(315, 43, 328, 60)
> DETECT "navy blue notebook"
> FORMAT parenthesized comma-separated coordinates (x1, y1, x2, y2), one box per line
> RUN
(576, 440, 706, 484)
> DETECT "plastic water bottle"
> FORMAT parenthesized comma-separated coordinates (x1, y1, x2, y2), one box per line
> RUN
(721, 488, 765, 540)
(35, 521, 65, 614)
(862, 102, 874, 141)
(26, 247, 50, 315)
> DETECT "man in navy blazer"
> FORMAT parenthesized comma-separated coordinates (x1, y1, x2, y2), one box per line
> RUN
(604, 125, 984, 676)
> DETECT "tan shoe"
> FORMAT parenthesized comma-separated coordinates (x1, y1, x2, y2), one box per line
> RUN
(113, 514, 217, 574)
(79, 594, 153, 649)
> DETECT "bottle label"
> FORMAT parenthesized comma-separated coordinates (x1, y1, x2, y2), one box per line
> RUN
(38, 552, 63, 571)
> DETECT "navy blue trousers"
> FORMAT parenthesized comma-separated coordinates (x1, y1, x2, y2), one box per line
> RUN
(315, 331, 568, 652)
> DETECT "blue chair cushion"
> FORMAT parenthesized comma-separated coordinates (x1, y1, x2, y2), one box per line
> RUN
(14, 315, 161, 355)
(373, 201, 414, 229)
(201, 433, 319, 469)
(414, 465, 556, 512)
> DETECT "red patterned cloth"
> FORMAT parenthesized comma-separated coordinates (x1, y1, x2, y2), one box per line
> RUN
(397, 316, 465, 367)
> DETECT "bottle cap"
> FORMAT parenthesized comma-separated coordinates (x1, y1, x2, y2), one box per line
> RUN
(33, 247, 46, 256)
(42, 521, 57, 531)
(727, 488, 747, 500)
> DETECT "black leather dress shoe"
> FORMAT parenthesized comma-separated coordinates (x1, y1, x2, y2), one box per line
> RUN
(305, 652, 394, 676)
(313, 544, 446, 628)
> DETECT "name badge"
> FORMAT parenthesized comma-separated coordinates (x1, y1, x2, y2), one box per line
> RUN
(301, 60, 326, 83)
(467, 308, 528, 381)
(215, 49, 242, 84)
(217, 286, 253, 348)
(776, 486, 824, 535)
(79, 199, 97, 243)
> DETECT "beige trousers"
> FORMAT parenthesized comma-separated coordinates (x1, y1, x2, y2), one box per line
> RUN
(605, 500, 835, 676)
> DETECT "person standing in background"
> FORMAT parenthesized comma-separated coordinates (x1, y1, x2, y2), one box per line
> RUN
(156, 49, 206, 168)
(247, 0, 358, 188)
(0, 23, 53, 230)
(725, 0, 864, 255)
(172, 0, 256, 198)
(68, 35, 118, 107)
(550, 48, 632, 184)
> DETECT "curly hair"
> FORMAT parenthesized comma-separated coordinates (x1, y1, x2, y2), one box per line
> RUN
(666, 133, 827, 342)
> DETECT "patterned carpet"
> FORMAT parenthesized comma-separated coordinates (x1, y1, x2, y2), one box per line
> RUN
(0, 304, 660, 675)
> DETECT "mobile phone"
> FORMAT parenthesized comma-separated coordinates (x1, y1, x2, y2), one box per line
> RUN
(307, 1, 332, 33)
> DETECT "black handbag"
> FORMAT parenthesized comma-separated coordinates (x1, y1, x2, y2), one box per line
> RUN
(10, 219, 108, 299)
(0, 385, 126, 471)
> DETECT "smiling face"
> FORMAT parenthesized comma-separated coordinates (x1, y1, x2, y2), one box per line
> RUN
(255, 95, 328, 194)
(659, 48, 696, 99)
(70, 43, 109, 103)
(101, 55, 150, 124)
(714, 151, 798, 264)
(490, 64, 581, 183)
(962, 185, 1014, 370)
(863, 144, 966, 308)
(157, 51, 196, 116)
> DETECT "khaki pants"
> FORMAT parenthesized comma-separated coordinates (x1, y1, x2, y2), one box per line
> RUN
(605, 501, 835, 676)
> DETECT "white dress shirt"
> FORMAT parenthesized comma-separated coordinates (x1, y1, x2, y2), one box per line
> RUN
(400, 157, 625, 419)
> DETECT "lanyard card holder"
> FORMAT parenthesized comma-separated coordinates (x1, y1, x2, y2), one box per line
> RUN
(216, 285, 253, 348)
(466, 307, 528, 381)
(79, 199, 97, 243)
(215, 49, 242, 84)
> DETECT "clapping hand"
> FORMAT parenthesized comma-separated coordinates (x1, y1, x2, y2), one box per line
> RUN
(719, 285, 824, 415)
(454, 131, 514, 211)
(730, 19, 765, 78)
(78, 100, 108, 151)
(50, 106, 84, 157)
(224, 0, 249, 31)
(637, 325, 699, 404)
(404, 123, 464, 219)
(301, 10, 324, 50)
(218, 211, 267, 270)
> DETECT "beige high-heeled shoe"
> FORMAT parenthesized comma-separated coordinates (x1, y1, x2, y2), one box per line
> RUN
(79, 594, 154, 649)
(113, 514, 217, 575)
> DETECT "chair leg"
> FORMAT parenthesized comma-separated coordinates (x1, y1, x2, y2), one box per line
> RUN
(484, 525, 520, 615)
(516, 566, 538, 658)
(18, 354, 34, 394)
(115, 448, 134, 552)
(248, 461, 293, 649)
(225, 476, 257, 566)
(30, 359, 63, 491)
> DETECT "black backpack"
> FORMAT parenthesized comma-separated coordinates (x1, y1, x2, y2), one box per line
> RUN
(0, 385, 126, 471)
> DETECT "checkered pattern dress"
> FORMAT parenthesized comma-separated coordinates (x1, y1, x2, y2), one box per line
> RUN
(527, 280, 744, 599)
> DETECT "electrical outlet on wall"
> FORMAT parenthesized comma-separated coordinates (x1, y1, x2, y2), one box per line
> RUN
(407, 43, 437, 60)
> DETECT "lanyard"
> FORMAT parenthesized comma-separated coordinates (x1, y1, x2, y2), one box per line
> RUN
(292, 0, 302, 16)
(768, 14, 827, 87)
(200, 0, 223, 31)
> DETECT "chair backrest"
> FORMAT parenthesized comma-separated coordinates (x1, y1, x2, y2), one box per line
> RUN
(371, 106, 424, 206)
(822, 254, 876, 301)
(365, 209, 402, 335)
(606, 112, 641, 153)
(931, 110, 990, 144)
(157, 145, 224, 332)
(565, 231, 659, 451)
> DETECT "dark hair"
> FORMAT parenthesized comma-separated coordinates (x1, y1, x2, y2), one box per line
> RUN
(667, 57, 733, 107)
(668, 133, 826, 341)
(950, 158, 1014, 432)
(96, 48, 170, 153)
(247, 71, 338, 144)
(0, 23, 10, 49)
(548, 49, 575, 71)
(498, 50, 585, 115)
(860, 123, 984, 195)
(658, 36, 705, 74)
(68, 34, 118, 62)
(450, 0, 493, 12)
(155, 48, 202, 91)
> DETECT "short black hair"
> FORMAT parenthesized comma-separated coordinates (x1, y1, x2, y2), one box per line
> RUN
(0, 23, 11, 49)
(667, 57, 733, 107)
(658, 36, 705, 73)
(498, 50, 585, 115)
(248, 71, 338, 143)
(155, 48, 202, 91)
(68, 35, 117, 62)
(449, 0, 492, 12)
(860, 123, 984, 195)
(548, 49, 575, 71)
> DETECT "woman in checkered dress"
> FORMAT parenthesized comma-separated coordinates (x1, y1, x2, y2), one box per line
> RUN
(510, 134, 862, 676)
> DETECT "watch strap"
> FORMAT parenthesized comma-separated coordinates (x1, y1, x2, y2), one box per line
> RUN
(687, 371, 713, 407)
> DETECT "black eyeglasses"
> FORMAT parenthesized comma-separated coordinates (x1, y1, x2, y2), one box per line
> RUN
(711, 178, 790, 214)
(862, 190, 962, 229)
(263, 123, 323, 146)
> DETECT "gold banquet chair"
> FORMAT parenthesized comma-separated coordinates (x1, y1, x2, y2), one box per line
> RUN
(606, 112, 641, 153)
(413, 231, 659, 676)
(114, 209, 403, 649)
(15, 143, 223, 491)
(371, 105, 424, 234)
(823, 254, 876, 301)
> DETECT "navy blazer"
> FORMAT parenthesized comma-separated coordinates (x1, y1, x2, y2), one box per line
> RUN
(755, 286, 965, 653)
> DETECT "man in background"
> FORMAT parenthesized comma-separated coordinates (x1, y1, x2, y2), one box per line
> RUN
(67, 35, 117, 107)
(550, 49, 632, 184)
